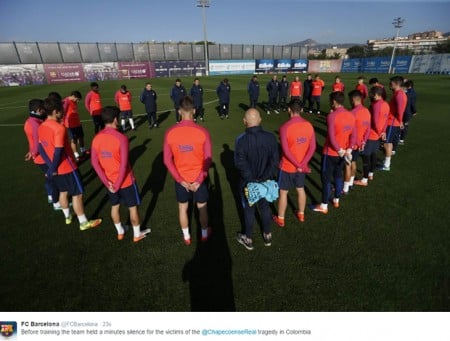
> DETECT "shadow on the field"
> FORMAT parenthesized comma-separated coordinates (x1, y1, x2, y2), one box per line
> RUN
(83, 184, 109, 218)
(315, 126, 327, 139)
(134, 114, 148, 128)
(305, 174, 321, 205)
(140, 151, 167, 227)
(129, 138, 151, 167)
(79, 165, 98, 187)
(238, 103, 249, 112)
(220, 144, 245, 228)
(156, 110, 171, 127)
(182, 161, 236, 312)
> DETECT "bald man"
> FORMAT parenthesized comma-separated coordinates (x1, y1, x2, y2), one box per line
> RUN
(234, 108, 279, 250)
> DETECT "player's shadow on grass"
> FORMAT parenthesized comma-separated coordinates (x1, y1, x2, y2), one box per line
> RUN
(182, 162, 236, 311)
(239, 103, 249, 112)
(83, 185, 109, 219)
(129, 138, 152, 167)
(156, 111, 171, 127)
(314, 126, 327, 139)
(220, 144, 245, 228)
(140, 151, 167, 227)
(132, 114, 151, 130)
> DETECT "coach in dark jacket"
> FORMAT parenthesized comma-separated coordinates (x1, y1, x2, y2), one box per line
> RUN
(190, 78, 204, 121)
(266, 75, 280, 114)
(234, 108, 279, 250)
(216, 78, 231, 119)
(247, 75, 260, 108)
(303, 74, 313, 112)
(278, 75, 289, 111)
(170, 78, 186, 122)
(140, 82, 158, 128)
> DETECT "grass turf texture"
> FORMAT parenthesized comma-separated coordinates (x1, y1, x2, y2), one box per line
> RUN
(0, 74, 449, 312)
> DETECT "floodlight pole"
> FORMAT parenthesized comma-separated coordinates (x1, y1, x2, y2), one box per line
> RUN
(388, 17, 405, 74)
(197, 0, 210, 76)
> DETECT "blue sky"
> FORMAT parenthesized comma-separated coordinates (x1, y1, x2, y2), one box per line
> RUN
(0, 0, 449, 45)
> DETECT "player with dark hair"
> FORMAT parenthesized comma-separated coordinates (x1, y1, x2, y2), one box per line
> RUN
(114, 85, 135, 131)
(332, 75, 345, 93)
(247, 75, 260, 109)
(368, 77, 387, 100)
(313, 91, 355, 213)
(343, 90, 370, 194)
(216, 78, 231, 119)
(84, 82, 104, 134)
(63, 91, 86, 161)
(163, 96, 212, 245)
(47, 91, 62, 103)
(354, 86, 390, 186)
(38, 98, 101, 230)
(24, 98, 60, 209)
(266, 75, 280, 115)
(190, 78, 205, 122)
(235, 108, 279, 250)
(355, 76, 368, 105)
(170, 79, 186, 123)
(273, 99, 316, 227)
(399, 80, 417, 144)
(311, 74, 325, 115)
(289, 75, 302, 102)
(140, 82, 158, 128)
(303, 74, 313, 113)
(278, 75, 289, 112)
(381, 76, 407, 171)
(91, 106, 150, 242)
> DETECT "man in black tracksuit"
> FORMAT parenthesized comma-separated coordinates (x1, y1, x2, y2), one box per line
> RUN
(234, 108, 279, 250)
(266, 75, 280, 114)
(170, 78, 186, 122)
(303, 74, 313, 113)
(247, 75, 260, 108)
(216, 78, 231, 119)
(190, 77, 204, 122)
(278, 75, 289, 112)
(140, 82, 158, 128)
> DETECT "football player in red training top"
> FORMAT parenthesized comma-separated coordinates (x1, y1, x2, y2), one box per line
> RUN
(343, 90, 370, 194)
(332, 76, 345, 93)
(114, 84, 136, 132)
(289, 76, 303, 101)
(84, 82, 104, 134)
(163, 96, 212, 246)
(354, 86, 390, 186)
(24, 98, 61, 209)
(311, 74, 325, 115)
(369, 77, 387, 100)
(273, 99, 316, 227)
(38, 98, 102, 230)
(355, 76, 369, 105)
(91, 106, 150, 242)
(63, 91, 87, 161)
(380, 76, 407, 171)
(312, 91, 355, 213)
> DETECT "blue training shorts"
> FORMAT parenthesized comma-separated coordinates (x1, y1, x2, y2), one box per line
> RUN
(54, 170, 84, 196)
(175, 181, 209, 203)
(278, 169, 306, 190)
(107, 182, 141, 207)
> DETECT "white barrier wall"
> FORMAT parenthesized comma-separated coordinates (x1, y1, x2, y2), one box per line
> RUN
(409, 54, 450, 74)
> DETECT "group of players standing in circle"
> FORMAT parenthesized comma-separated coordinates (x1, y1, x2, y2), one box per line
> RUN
(23, 73, 417, 249)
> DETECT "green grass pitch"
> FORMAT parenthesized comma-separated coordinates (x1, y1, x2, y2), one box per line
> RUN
(0, 73, 449, 311)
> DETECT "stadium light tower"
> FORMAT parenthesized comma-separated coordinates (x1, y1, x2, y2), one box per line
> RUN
(197, 0, 210, 76)
(388, 17, 405, 74)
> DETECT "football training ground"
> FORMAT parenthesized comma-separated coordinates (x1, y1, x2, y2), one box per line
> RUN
(1, 74, 449, 311)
